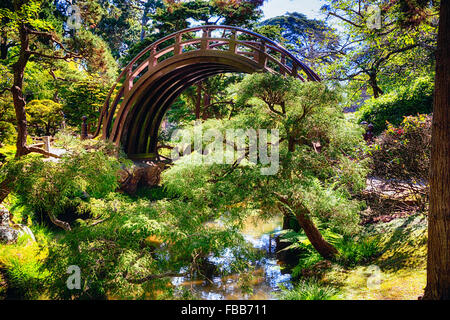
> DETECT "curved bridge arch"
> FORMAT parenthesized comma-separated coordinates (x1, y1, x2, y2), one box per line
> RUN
(95, 25, 320, 159)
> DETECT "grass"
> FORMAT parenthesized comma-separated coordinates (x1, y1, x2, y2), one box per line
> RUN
(280, 213, 428, 300)
(279, 278, 341, 300)
(324, 214, 428, 300)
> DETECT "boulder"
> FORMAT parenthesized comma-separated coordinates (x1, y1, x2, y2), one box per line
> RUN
(0, 226, 19, 244)
(118, 162, 166, 194)
(0, 205, 19, 244)
(0, 205, 36, 244)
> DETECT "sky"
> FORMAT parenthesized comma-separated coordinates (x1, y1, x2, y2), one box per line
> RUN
(262, 0, 324, 20)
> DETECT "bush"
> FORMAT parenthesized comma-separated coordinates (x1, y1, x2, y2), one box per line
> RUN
(0, 233, 51, 299)
(357, 77, 434, 135)
(278, 278, 341, 300)
(0, 121, 15, 146)
(370, 114, 431, 209)
(335, 236, 381, 267)
(26, 100, 64, 136)
(1, 139, 122, 229)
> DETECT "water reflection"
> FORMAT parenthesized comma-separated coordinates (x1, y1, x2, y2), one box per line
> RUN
(172, 215, 292, 300)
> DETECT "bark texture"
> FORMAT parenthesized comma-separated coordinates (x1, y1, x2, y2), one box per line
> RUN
(423, 0, 450, 300)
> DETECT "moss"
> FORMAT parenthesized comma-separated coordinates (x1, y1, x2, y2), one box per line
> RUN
(321, 214, 427, 300)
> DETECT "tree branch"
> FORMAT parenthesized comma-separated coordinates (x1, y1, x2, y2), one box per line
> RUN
(26, 146, 62, 159)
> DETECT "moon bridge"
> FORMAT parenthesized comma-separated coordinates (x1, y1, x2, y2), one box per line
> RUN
(94, 25, 320, 160)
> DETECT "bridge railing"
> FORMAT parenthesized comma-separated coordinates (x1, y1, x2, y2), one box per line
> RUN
(94, 25, 320, 138)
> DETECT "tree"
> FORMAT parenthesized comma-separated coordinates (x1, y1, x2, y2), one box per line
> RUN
(261, 12, 341, 71)
(166, 74, 368, 260)
(26, 99, 63, 136)
(0, 0, 116, 158)
(0, 0, 117, 204)
(60, 78, 110, 133)
(321, 0, 438, 98)
(423, 0, 450, 300)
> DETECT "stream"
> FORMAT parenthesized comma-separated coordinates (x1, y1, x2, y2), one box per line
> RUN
(172, 215, 293, 300)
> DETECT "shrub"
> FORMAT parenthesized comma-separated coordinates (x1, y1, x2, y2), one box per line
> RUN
(369, 114, 431, 209)
(357, 77, 434, 134)
(26, 99, 64, 136)
(335, 236, 381, 267)
(278, 278, 341, 300)
(0, 121, 15, 146)
(0, 139, 122, 229)
(0, 233, 51, 299)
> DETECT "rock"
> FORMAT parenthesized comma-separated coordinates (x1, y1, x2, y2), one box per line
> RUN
(0, 204, 10, 226)
(0, 205, 36, 244)
(0, 205, 18, 244)
(0, 226, 19, 244)
(142, 162, 166, 187)
(118, 162, 166, 194)
(118, 166, 146, 194)
(18, 225, 36, 242)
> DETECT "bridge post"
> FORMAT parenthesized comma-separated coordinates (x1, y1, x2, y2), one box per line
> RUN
(150, 46, 157, 67)
(124, 67, 133, 95)
(229, 30, 237, 54)
(174, 33, 182, 55)
(201, 28, 210, 50)
(292, 64, 298, 78)
(258, 40, 267, 69)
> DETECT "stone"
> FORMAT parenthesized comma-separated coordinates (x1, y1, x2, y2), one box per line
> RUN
(0, 226, 19, 244)
(0, 205, 18, 244)
(0, 204, 10, 226)
(142, 162, 166, 187)
(118, 161, 166, 194)
(18, 225, 36, 242)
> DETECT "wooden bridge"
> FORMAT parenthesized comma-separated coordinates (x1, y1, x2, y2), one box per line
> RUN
(94, 25, 320, 160)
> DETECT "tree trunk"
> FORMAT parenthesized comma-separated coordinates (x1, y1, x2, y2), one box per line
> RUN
(0, 178, 12, 204)
(0, 32, 8, 60)
(140, 2, 150, 41)
(202, 90, 211, 120)
(423, 0, 450, 300)
(295, 210, 339, 260)
(12, 24, 31, 158)
(195, 83, 202, 120)
(368, 72, 383, 98)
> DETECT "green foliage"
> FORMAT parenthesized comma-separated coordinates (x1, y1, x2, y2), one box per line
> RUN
(44, 191, 252, 299)
(1, 139, 122, 225)
(60, 78, 110, 132)
(162, 74, 368, 263)
(0, 232, 52, 299)
(278, 278, 341, 300)
(66, 29, 118, 79)
(0, 88, 15, 146)
(152, 0, 263, 35)
(26, 99, 63, 136)
(5, 255, 50, 299)
(0, 121, 15, 145)
(335, 236, 381, 267)
(321, 0, 437, 98)
(261, 12, 340, 69)
(357, 77, 434, 134)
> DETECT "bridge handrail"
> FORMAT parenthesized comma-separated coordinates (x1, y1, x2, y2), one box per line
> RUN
(94, 25, 320, 138)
